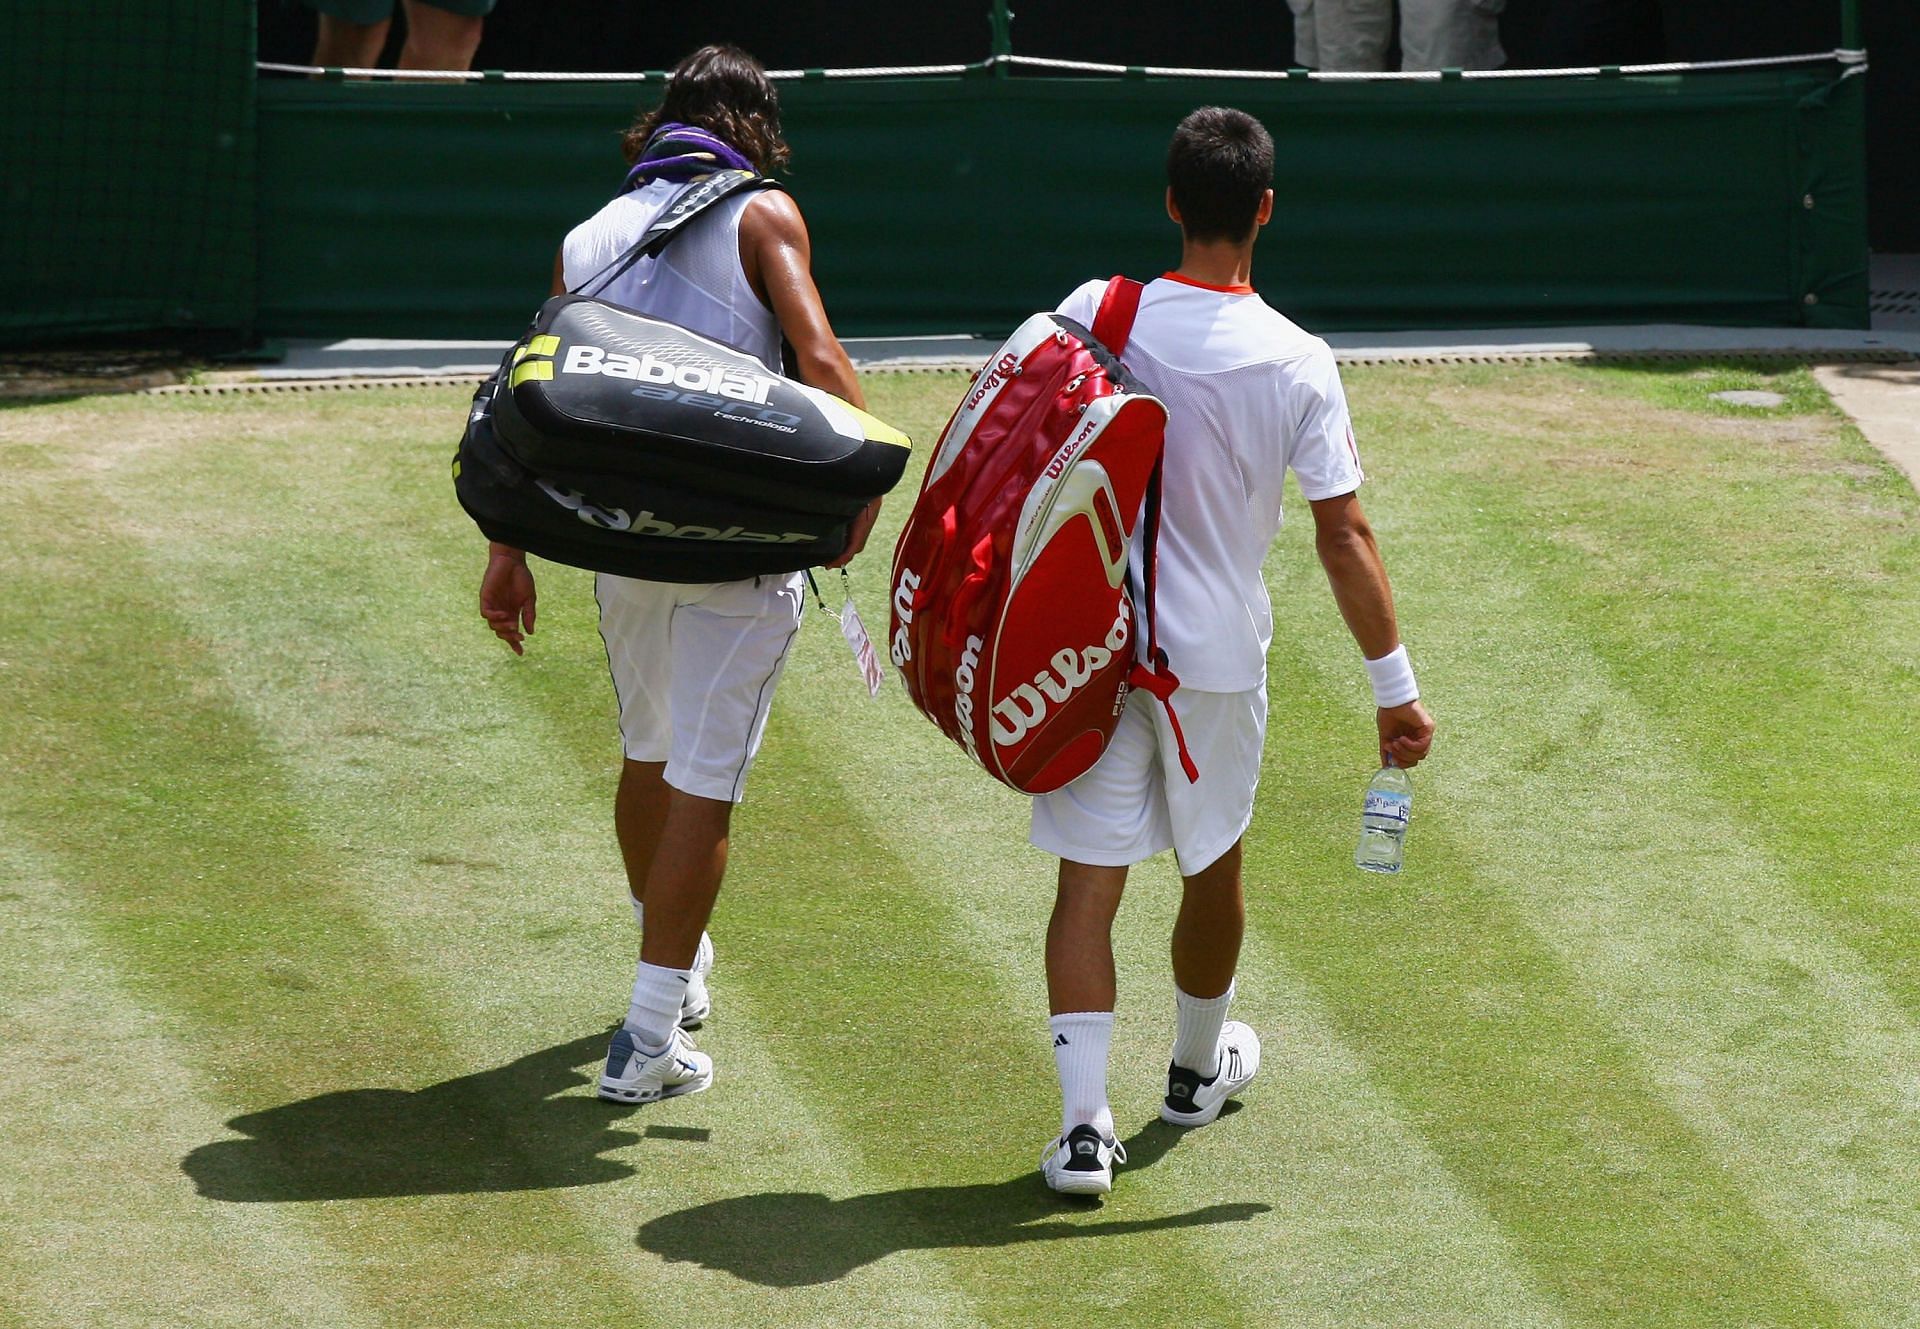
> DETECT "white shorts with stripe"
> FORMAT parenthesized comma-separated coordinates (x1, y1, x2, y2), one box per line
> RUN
(595, 570, 804, 804)
(1029, 684, 1267, 876)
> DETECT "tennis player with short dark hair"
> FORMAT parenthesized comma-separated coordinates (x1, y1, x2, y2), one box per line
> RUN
(1036, 106, 1436, 1195)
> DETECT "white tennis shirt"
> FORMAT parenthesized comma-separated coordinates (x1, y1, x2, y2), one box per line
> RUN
(561, 178, 782, 373)
(1056, 274, 1364, 692)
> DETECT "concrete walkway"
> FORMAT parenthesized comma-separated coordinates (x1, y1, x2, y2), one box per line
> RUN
(1814, 362, 1920, 489)
(219, 323, 1920, 382)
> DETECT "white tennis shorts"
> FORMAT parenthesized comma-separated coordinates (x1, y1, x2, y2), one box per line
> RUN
(595, 570, 805, 804)
(1030, 684, 1267, 876)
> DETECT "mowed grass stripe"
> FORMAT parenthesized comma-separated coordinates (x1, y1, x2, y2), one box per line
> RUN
(1254, 628, 1854, 1327)
(1466, 364, 1920, 1017)
(78, 391, 991, 1327)
(1415, 599, 1918, 1325)
(1407, 368, 1920, 1321)
(1257, 362, 1907, 1324)
(0, 836, 367, 1329)
(0, 398, 655, 1327)
(1246, 592, 1846, 1308)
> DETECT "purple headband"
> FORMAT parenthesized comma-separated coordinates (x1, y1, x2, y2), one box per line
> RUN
(624, 122, 757, 189)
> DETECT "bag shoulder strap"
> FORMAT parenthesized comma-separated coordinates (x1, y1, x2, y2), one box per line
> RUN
(1127, 456, 1199, 784)
(1091, 272, 1199, 784)
(572, 169, 786, 298)
(1091, 274, 1145, 355)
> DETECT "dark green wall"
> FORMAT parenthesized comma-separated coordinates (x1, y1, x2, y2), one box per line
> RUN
(256, 65, 1869, 340)
(3, 1, 257, 342)
(0, 2, 1872, 346)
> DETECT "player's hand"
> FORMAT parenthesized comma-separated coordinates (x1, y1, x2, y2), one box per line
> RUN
(1377, 700, 1434, 769)
(480, 543, 536, 655)
(824, 497, 883, 570)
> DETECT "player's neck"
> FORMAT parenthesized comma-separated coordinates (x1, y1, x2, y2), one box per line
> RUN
(1171, 239, 1256, 293)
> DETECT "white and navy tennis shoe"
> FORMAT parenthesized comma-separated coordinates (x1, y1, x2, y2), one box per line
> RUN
(1040, 1124, 1128, 1196)
(599, 1025, 713, 1104)
(1160, 1020, 1261, 1127)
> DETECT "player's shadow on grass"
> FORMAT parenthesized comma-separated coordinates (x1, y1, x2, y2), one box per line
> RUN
(636, 1108, 1270, 1286)
(183, 1032, 658, 1202)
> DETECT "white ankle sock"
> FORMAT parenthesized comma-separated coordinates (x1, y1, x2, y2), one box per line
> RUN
(626, 960, 687, 1051)
(1171, 981, 1235, 1076)
(1050, 1011, 1115, 1139)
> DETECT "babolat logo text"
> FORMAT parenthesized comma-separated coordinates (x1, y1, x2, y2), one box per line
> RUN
(561, 344, 776, 405)
(535, 481, 812, 543)
(990, 600, 1131, 748)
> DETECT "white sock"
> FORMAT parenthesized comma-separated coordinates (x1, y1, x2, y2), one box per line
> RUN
(1050, 1011, 1115, 1140)
(630, 896, 645, 929)
(625, 960, 687, 1051)
(1171, 982, 1235, 1076)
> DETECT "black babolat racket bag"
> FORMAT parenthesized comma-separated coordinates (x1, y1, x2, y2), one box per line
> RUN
(453, 170, 911, 582)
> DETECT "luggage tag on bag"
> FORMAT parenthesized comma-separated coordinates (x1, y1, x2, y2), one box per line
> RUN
(807, 569, 884, 698)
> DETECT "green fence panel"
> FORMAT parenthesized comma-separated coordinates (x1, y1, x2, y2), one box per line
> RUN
(256, 64, 1868, 341)
(2, 2, 256, 344)
(1793, 71, 1873, 318)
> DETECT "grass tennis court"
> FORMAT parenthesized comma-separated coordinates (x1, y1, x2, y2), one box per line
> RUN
(3, 363, 1917, 1327)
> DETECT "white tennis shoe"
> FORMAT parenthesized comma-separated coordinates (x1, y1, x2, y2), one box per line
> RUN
(1160, 1020, 1261, 1127)
(598, 1025, 713, 1104)
(679, 931, 714, 1029)
(1040, 1123, 1128, 1196)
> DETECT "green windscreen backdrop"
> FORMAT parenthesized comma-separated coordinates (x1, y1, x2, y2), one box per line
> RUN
(1, 2, 256, 342)
(255, 65, 1869, 340)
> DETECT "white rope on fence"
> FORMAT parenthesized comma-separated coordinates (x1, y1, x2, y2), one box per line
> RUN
(257, 49, 1862, 84)
(258, 60, 480, 79)
(767, 63, 977, 79)
(1005, 49, 1859, 81)
(256, 59, 977, 82)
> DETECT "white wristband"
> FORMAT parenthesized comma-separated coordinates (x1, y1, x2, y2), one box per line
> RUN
(1365, 644, 1419, 708)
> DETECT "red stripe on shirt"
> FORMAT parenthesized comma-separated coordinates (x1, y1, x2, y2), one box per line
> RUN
(1159, 271, 1255, 296)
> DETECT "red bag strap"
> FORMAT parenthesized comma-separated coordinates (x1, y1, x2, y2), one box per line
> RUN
(1088, 275, 1198, 784)
(1127, 456, 1198, 783)
(1091, 274, 1145, 355)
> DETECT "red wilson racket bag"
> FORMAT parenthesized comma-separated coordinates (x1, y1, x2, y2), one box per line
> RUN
(888, 277, 1196, 794)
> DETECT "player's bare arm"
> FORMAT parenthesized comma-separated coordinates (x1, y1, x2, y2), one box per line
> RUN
(740, 192, 880, 568)
(1309, 490, 1435, 768)
(739, 192, 862, 404)
(471, 251, 568, 650)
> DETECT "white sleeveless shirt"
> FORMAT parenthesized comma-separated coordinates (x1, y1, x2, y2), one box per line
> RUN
(558, 178, 781, 372)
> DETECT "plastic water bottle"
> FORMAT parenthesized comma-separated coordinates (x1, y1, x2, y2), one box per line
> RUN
(1355, 761, 1412, 874)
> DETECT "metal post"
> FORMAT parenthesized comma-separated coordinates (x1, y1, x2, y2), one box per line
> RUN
(1840, 0, 1862, 50)
(989, 1, 1013, 77)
